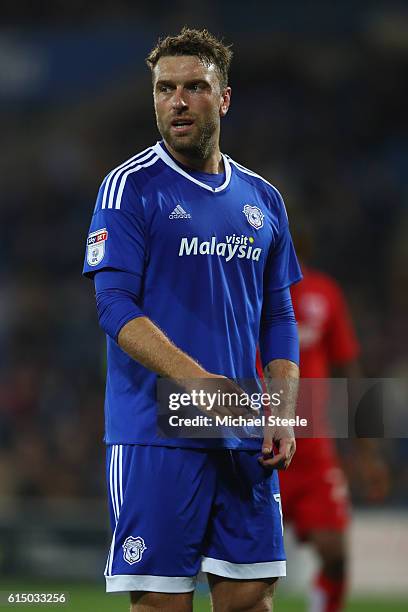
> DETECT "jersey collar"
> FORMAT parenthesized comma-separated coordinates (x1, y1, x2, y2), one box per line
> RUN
(152, 142, 232, 193)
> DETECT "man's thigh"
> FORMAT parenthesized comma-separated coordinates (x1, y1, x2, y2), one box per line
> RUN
(130, 590, 193, 612)
(201, 451, 286, 582)
(105, 444, 216, 594)
(208, 574, 278, 612)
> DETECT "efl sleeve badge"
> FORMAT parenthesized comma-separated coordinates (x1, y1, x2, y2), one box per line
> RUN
(86, 228, 108, 266)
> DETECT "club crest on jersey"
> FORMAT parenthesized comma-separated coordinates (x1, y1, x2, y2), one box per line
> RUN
(122, 536, 147, 565)
(86, 228, 108, 266)
(243, 205, 264, 230)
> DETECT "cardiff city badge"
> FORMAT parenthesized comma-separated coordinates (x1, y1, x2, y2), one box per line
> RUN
(86, 228, 108, 266)
(122, 536, 147, 565)
(243, 205, 264, 230)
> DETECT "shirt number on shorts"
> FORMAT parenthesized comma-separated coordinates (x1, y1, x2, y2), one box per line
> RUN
(273, 493, 284, 534)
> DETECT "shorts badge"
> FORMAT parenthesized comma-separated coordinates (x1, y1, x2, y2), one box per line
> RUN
(86, 228, 108, 266)
(122, 536, 147, 564)
(243, 205, 264, 230)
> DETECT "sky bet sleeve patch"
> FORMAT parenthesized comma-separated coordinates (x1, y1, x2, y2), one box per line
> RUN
(87, 228, 108, 266)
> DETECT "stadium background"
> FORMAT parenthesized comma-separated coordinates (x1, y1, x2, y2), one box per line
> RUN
(0, 1, 407, 610)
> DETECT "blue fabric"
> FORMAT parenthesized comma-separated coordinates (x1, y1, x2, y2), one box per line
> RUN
(259, 287, 299, 366)
(95, 268, 141, 294)
(94, 270, 143, 341)
(96, 290, 143, 341)
(83, 141, 302, 447)
(105, 445, 285, 583)
(159, 141, 226, 187)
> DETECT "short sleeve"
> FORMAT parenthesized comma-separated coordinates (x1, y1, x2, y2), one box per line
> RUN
(327, 282, 360, 364)
(82, 176, 146, 282)
(264, 221, 302, 292)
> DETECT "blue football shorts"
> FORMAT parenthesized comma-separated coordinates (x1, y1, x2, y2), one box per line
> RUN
(105, 444, 286, 593)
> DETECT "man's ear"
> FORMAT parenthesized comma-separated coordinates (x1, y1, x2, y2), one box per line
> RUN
(220, 87, 231, 117)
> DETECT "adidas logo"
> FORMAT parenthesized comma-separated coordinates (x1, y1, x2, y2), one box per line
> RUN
(169, 204, 192, 219)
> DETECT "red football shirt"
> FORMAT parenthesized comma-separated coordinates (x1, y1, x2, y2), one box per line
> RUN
(292, 266, 359, 453)
(291, 266, 359, 378)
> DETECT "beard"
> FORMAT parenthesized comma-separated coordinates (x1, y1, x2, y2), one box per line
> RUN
(156, 112, 219, 160)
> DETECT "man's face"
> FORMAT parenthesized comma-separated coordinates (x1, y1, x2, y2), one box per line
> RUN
(152, 55, 231, 158)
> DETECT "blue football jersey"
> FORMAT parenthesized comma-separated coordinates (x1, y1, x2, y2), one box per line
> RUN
(83, 142, 302, 448)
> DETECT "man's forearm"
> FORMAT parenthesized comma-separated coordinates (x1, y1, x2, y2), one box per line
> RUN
(118, 316, 208, 379)
(258, 358, 299, 467)
(264, 358, 299, 419)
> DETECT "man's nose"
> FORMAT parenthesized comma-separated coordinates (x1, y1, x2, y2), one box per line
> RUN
(172, 87, 188, 111)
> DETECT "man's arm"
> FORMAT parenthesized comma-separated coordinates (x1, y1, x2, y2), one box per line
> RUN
(258, 358, 299, 470)
(118, 317, 253, 419)
(257, 285, 300, 469)
(95, 269, 208, 379)
(96, 276, 250, 418)
(118, 316, 208, 379)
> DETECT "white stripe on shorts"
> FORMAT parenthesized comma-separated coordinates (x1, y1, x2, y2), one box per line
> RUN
(112, 445, 120, 520)
(201, 557, 286, 579)
(105, 445, 123, 577)
(106, 574, 196, 593)
(108, 445, 117, 522)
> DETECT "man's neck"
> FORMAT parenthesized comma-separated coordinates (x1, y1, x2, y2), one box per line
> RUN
(163, 141, 224, 174)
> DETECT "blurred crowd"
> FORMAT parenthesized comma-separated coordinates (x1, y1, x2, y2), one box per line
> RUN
(0, 6, 407, 504)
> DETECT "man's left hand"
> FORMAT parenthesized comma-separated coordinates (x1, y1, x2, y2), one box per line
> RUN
(258, 427, 296, 470)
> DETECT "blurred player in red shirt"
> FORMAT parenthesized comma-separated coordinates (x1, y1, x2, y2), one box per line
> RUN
(260, 232, 388, 612)
(281, 264, 357, 612)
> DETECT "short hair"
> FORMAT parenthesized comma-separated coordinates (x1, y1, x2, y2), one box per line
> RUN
(146, 27, 233, 89)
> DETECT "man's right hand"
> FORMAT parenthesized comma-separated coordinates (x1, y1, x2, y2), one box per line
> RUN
(181, 373, 255, 420)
